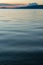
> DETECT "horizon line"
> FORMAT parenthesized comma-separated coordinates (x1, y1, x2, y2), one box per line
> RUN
(0, 2, 43, 5)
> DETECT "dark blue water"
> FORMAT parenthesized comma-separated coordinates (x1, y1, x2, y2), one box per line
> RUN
(0, 9, 43, 65)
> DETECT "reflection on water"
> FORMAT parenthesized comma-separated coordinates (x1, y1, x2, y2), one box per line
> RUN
(0, 9, 43, 65)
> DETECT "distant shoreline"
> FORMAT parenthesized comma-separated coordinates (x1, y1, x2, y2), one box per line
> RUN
(0, 5, 43, 9)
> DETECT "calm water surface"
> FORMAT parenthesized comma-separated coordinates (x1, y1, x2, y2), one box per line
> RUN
(0, 9, 43, 65)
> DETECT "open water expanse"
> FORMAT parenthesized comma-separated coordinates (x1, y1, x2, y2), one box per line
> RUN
(0, 9, 43, 65)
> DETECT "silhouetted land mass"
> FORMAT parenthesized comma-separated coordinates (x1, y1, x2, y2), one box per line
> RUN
(1, 5, 43, 9)
(14, 5, 43, 9)
(0, 3, 43, 9)
(16, 3, 43, 9)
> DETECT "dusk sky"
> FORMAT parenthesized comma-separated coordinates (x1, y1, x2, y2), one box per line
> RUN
(0, 0, 43, 5)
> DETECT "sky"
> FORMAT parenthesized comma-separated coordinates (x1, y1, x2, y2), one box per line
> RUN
(0, 0, 43, 5)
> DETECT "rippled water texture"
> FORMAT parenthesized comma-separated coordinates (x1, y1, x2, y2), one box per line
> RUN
(0, 9, 43, 65)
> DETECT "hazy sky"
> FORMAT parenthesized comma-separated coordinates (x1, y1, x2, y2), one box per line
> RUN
(0, 0, 43, 4)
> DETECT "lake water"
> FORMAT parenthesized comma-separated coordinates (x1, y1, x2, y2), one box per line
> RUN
(0, 9, 43, 65)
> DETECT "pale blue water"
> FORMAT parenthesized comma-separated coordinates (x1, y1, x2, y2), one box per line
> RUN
(0, 9, 43, 65)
